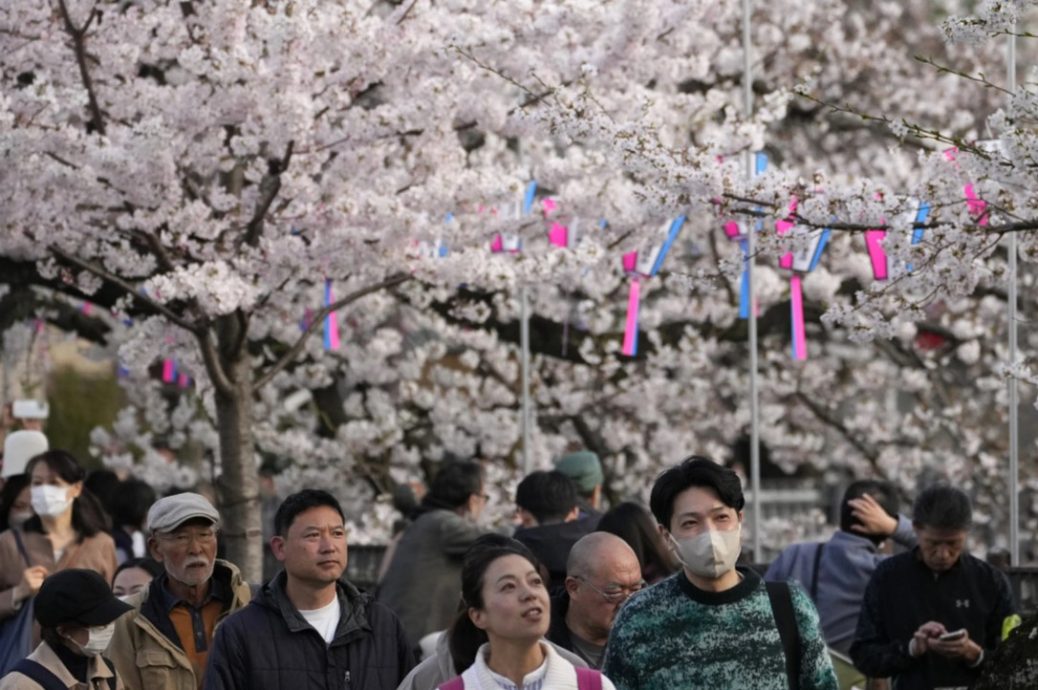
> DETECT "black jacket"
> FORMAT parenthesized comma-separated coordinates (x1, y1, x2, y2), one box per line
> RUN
(203, 573, 415, 690)
(514, 518, 597, 593)
(849, 548, 1015, 690)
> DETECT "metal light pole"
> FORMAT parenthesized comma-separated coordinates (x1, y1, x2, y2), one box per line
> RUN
(742, 0, 762, 564)
(1006, 32, 1020, 566)
(520, 285, 532, 476)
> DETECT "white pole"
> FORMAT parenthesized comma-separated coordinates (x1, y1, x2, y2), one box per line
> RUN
(516, 197, 532, 476)
(520, 286, 532, 476)
(1006, 32, 1020, 566)
(742, 0, 762, 564)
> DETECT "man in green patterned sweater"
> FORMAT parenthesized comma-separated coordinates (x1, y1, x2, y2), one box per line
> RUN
(602, 457, 838, 690)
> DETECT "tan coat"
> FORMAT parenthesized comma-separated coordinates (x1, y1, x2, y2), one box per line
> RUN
(0, 528, 118, 622)
(0, 640, 123, 690)
(108, 560, 251, 690)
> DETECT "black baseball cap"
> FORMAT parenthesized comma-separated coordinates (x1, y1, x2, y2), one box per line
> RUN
(35, 569, 133, 627)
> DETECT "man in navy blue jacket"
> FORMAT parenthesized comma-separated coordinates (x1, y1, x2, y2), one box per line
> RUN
(204, 490, 415, 690)
(850, 485, 1015, 690)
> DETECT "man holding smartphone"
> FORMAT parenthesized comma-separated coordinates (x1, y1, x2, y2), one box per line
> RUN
(850, 486, 1016, 690)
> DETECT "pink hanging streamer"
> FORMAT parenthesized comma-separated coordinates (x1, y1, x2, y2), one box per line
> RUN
(161, 359, 176, 383)
(963, 184, 989, 226)
(790, 275, 807, 360)
(548, 222, 568, 248)
(776, 198, 798, 270)
(324, 280, 341, 351)
(622, 279, 641, 357)
(865, 229, 888, 280)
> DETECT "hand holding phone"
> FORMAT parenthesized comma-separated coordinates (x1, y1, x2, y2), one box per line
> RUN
(939, 628, 967, 641)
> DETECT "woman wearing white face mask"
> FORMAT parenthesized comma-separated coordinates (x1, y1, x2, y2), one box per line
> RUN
(0, 568, 132, 689)
(0, 451, 117, 636)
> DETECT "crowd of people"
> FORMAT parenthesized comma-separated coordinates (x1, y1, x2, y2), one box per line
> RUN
(0, 426, 1023, 690)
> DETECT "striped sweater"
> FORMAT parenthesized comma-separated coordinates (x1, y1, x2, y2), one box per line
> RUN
(602, 568, 838, 690)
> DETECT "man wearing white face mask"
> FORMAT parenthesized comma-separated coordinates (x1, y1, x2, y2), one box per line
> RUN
(0, 568, 132, 689)
(602, 456, 838, 690)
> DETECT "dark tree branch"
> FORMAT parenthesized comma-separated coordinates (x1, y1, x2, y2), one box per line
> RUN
(56, 0, 105, 135)
(49, 246, 198, 332)
(239, 141, 295, 250)
(254, 273, 412, 389)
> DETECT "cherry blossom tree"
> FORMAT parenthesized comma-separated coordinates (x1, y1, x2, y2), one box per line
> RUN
(4, 0, 1038, 584)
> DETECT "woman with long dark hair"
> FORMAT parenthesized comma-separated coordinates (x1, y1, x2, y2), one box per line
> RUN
(596, 501, 678, 584)
(0, 450, 117, 626)
(440, 536, 615, 690)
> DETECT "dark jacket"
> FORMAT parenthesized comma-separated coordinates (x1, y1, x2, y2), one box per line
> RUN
(849, 548, 1015, 690)
(547, 593, 577, 652)
(376, 508, 485, 646)
(514, 518, 597, 593)
(203, 572, 415, 690)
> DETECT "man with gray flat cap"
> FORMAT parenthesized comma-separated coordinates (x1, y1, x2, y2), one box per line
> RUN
(110, 493, 251, 690)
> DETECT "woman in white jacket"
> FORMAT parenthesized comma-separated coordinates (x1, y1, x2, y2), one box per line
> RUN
(438, 535, 615, 690)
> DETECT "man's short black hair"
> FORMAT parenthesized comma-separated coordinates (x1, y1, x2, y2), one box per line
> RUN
(840, 480, 899, 544)
(515, 470, 578, 525)
(649, 456, 744, 529)
(274, 489, 346, 536)
(912, 485, 972, 531)
(423, 460, 484, 511)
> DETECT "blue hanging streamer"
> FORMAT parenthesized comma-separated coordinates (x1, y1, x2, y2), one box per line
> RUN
(522, 181, 538, 216)
(648, 215, 687, 276)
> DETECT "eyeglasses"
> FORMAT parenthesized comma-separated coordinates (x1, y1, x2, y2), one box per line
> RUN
(575, 576, 646, 604)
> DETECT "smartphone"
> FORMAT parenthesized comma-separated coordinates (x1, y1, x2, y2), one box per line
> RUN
(939, 629, 967, 641)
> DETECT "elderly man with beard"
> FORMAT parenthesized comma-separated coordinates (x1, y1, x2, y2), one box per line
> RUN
(203, 489, 415, 690)
(110, 493, 252, 690)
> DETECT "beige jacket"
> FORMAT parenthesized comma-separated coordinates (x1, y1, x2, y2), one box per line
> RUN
(0, 528, 117, 631)
(0, 640, 123, 690)
(108, 560, 251, 690)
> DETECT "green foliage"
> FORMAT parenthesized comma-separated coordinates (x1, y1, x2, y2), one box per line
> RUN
(45, 365, 124, 469)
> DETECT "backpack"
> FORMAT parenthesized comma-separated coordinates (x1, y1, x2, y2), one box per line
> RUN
(765, 580, 801, 690)
(438, 666, 603, 690)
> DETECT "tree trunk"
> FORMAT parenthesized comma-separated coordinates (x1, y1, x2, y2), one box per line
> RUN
(212, 317, 263, 583)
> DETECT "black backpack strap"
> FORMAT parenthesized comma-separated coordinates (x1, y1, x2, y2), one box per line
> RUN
(809, 542, 824, 602)
(11, 659, 68, 690)
(766, 580, 801, 690)
(12, 528, 31, 567)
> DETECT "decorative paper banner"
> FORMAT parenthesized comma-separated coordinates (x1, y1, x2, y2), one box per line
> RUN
(790, 274, 806, 360)
(548, 221, 569, 248)
(912, 201, 930, 245)
(618, 215, 687, 357)
(775, 198, 831, 361)
(721, 152, 769, 318)
(904, 199, 930, 273)
(864, 228, 888, 280)
(162, 358, 177, 383)
(491, 183, 535, 253)
(522, 180, 538, 216)
(944, 146, 991, 225)
(622, 278, 641, 356)
(323, 279, 341, 351)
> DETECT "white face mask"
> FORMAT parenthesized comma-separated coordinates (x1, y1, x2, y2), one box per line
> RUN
(66, 623, 116, 656)
(8, 511, 33, 528)
(31, 485, 73, 518)
(669, 526, 742, 579)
